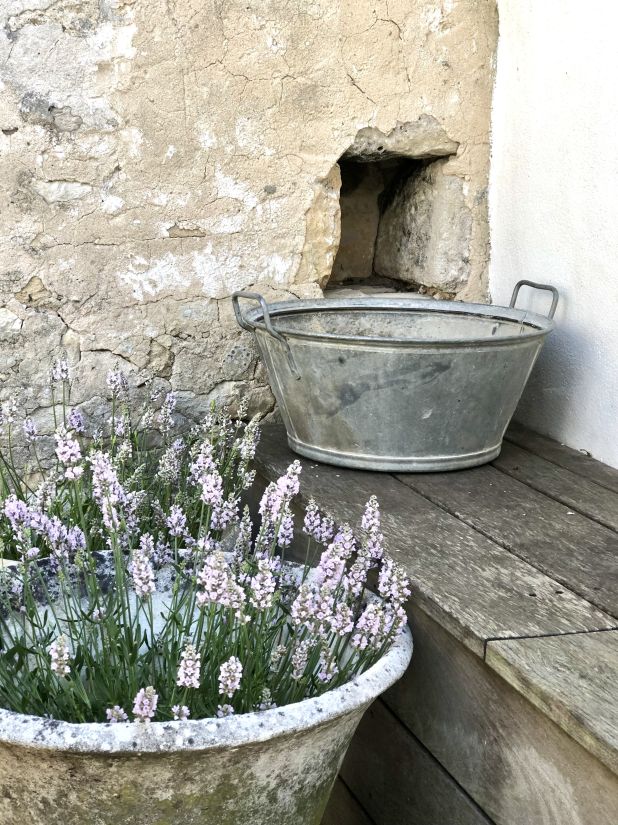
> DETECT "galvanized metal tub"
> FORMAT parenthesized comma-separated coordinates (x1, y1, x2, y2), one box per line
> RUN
(233, 281, 558, 472)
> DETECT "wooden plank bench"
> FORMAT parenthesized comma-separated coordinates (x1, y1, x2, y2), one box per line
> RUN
(254, 423, 618, 825)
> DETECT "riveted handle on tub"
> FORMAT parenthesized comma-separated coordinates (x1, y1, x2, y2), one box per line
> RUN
(232, 291, 301, 380)
(509, 280, 559, 320)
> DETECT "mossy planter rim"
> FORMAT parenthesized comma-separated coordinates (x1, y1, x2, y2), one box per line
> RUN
(0, 624, 412, 755)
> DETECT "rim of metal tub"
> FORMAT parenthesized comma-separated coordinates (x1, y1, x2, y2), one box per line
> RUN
(232, 283, 557, 351)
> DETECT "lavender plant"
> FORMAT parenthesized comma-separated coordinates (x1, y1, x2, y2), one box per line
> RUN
(0, 361, 410, 724)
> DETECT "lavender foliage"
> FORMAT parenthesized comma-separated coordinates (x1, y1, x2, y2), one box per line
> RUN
(0, 364, 410, 723)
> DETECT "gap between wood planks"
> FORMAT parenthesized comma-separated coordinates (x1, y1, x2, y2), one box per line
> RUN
(482, 625, 618, 660)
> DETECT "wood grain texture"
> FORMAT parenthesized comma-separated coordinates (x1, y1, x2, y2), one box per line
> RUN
(494, 441, 618, 532)
(321, 779, 374, 825)
(486, 630, 618, 776)
(341, 699, 494, 825)
(506, 422, 618, 494)
(396, 464, 618, 617)
(256, 424, 617, 658)
(386, 604, 618, 825)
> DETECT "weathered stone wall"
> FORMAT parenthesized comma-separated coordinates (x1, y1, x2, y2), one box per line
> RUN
(0, 0, 497, 422)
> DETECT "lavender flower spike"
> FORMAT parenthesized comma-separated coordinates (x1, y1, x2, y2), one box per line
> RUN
(22, 418, 37, 441)
(218, 656, 243, 699)
(216, 704, 235, 718)
(131, 534, 156, 598)
(133, 686, 158, 722)
(177, 642, 201, 690)
(49, 635, 71, 677)
(106, 706, 128, 723)
(172, 704, 190, 721)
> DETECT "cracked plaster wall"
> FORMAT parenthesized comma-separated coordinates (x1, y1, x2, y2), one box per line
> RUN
(0, 0, 497, 422)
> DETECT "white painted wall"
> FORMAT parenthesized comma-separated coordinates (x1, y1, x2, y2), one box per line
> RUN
(489, 0, 618, 468)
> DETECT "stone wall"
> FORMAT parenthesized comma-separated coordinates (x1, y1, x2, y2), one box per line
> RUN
(0, 0, 497, 423)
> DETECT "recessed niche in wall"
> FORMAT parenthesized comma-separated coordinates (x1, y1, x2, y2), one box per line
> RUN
(325, 120, 468, 298)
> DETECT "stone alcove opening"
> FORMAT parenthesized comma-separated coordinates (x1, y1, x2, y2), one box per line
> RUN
(324, 120, 468, 298)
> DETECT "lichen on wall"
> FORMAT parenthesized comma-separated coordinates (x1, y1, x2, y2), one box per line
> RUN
(0, 0, 497, 422)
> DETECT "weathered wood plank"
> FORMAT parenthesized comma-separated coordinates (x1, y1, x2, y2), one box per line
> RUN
(321, 778, 374, 825)
(396, 464, 618, 617)
(386, 604, 618, 825)
(507, 422, 618, 494)
(486, 630, 618, 776)
(256, 424, 617, 658)
(341, 699, 494, 825)
(494, 441, 618, 532)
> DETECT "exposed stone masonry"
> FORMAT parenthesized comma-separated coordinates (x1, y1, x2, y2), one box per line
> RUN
(0, 0, 497, 424)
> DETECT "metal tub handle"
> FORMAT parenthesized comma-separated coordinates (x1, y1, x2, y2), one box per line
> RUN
(509, 280, 559, 320)
(232, 291, 301, 380)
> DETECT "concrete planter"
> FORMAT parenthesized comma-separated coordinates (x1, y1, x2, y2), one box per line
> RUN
(0, 626, 412, 825)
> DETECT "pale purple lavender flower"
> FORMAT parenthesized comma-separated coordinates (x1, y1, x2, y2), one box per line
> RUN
(141, 408, 155, 429)
(157, 438, 184, 482)
(277, 508, 294, 547)
(249, 556, 277, 610)
(106, 705, 128, 723)
(172, 704, 190, 721)
(51, 358, 70, 383)
(313, 585, 336, 625)
(331, 524, 356, 559)
(113, 415, 129, 437)
(34, 479, 56, 511)
(233, 508, 253, 562)
(314, 532, 352, 589)
(68, 408, 85, 433)
(216, 704, 235, 717)
(361, 496, 380, 532)
(351, 602, 392, 651)
(330, 600, 354, 636)
(166, 504, 187, 538)
(378, 557, 411, 606)
(55, 427, 82, 471)
(107, 365, 129, 400)
(189, 441, 216, 485)
(177, 642, 201, 690)
(211, 494, 239, 531)
(115, 441, 132, 464)
(361, 496, 384, 560)
(269, 644, 286, 671)
(90, 451, 127, 531)
(133, 686, 158, 722)
(238, 420, 259, 480)
(157, 391, 177, 435)
(218, 656, 243, 698)
(290, 583, 315, 627)
(49, 635, 70, 676)
(291, 640, 311, 681)
(3, 495, 29, 527)
(131, 534, 156, 598)
(302, 500, 335, 544)
(256, 688, 276, 711)
(318, 649, 339, 684)
(152, 539, 173, 568)
(199, 470, 224, 510)
(196, 552, 245, 616)
(22, 418, 37, 441)
(238, 418, 258, 456)
(258, 461, 301, 523)
(303, 500, 321, 539)
(346, 551, 371, 598)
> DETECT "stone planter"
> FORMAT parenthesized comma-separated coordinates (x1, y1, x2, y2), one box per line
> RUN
(0, 625, 412, 825)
